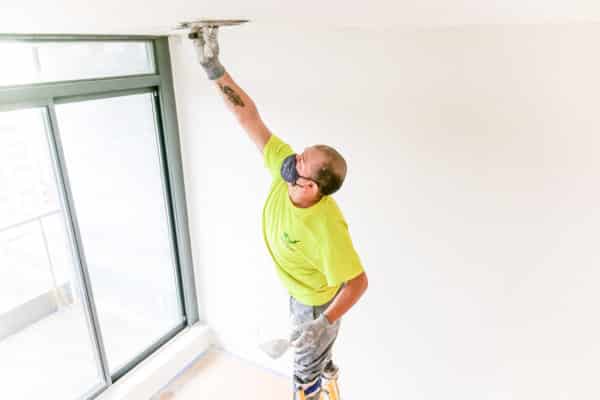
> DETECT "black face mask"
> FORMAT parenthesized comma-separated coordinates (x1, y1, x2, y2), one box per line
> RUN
(281, 154, 318, 188)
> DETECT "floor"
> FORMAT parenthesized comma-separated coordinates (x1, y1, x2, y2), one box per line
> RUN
(1, 302, 289, 399)
(152, 350, 290, 400)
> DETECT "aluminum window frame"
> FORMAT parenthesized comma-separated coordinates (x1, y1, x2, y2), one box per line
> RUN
(0, 34, 199, 400)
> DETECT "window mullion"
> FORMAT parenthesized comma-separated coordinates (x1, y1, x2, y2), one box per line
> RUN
(44, 101, 113, 389)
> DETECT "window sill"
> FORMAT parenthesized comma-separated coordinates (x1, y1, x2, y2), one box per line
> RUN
(97, 324, 213, 400)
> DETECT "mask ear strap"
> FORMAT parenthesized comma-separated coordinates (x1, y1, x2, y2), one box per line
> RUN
(296, 176, 320, 190)
(298, 175, 318, 184)
(307, 177, 321, 191)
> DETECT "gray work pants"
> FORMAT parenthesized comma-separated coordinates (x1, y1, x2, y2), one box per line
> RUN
(290, 293, 341, 400)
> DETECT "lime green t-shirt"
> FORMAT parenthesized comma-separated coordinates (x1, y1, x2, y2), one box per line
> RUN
(262, 135, 364, 306)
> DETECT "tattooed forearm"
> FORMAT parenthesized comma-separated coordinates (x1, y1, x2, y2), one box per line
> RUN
(219, 84, 245, 107)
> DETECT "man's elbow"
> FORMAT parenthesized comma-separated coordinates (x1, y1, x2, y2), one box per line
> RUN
(360, 272, 369, 293)
(350, 271, 368, 294)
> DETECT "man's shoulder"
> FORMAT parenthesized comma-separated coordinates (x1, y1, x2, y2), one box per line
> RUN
(322, 196, 344, 215)
(311, 197, 348, 228)
(263, 135, 294, 181)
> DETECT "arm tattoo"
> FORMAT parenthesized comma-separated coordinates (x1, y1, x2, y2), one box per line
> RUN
(219, 84, 245, 107)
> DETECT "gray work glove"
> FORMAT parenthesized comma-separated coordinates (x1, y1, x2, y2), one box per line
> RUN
(189, 26, 226, 80)
(290, 314, 332, 350)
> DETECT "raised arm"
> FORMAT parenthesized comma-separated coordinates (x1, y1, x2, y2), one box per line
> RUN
(213, 73, 272, 152)
(191, 26, 272, 152)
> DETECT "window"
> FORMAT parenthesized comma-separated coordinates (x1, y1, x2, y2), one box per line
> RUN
(56, 93, 184, 372)
(0, 41, 154, 87)
(0, 108, 103, 399)
(0, 36, 197, 400)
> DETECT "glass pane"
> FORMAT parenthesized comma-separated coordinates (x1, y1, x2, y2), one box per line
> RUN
(0, 108, 104, 399)
(0, 43, 40, 86)
(0, 41, 154, 87)
(55, 93, 184, 373)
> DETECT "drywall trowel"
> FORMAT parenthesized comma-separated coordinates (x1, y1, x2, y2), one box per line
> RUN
(172, 19, 249, 38)
(169, 19, 249, 55)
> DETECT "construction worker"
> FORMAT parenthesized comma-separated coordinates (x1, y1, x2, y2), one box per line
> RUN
(191, 26, 369, 400)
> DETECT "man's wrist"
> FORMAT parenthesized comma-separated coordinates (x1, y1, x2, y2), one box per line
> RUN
(204, 61, 226, 80)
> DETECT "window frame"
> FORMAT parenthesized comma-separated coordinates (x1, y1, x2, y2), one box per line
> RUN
(0, 34, 199, 400)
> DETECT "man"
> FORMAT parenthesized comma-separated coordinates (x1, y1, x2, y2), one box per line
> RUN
(191, 26, 368, 400)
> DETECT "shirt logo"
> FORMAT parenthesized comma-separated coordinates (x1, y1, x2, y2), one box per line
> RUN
(282, 232, 300, 251)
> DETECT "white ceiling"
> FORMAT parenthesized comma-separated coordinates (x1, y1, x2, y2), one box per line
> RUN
(1, 0, 599, 35)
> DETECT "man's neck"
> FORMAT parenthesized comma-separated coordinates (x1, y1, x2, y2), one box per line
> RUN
(289, 191, 322, 208)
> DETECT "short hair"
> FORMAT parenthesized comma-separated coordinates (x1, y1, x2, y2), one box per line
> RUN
(312, 145, 347, 196)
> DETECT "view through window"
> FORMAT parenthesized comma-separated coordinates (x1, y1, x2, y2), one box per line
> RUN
(0, 38, 189, 400)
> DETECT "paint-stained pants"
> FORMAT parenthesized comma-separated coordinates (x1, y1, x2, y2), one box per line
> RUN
(290, 294, 341, 400)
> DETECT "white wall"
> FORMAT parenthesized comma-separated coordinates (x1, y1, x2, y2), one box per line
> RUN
(169, 23, 600, 399)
